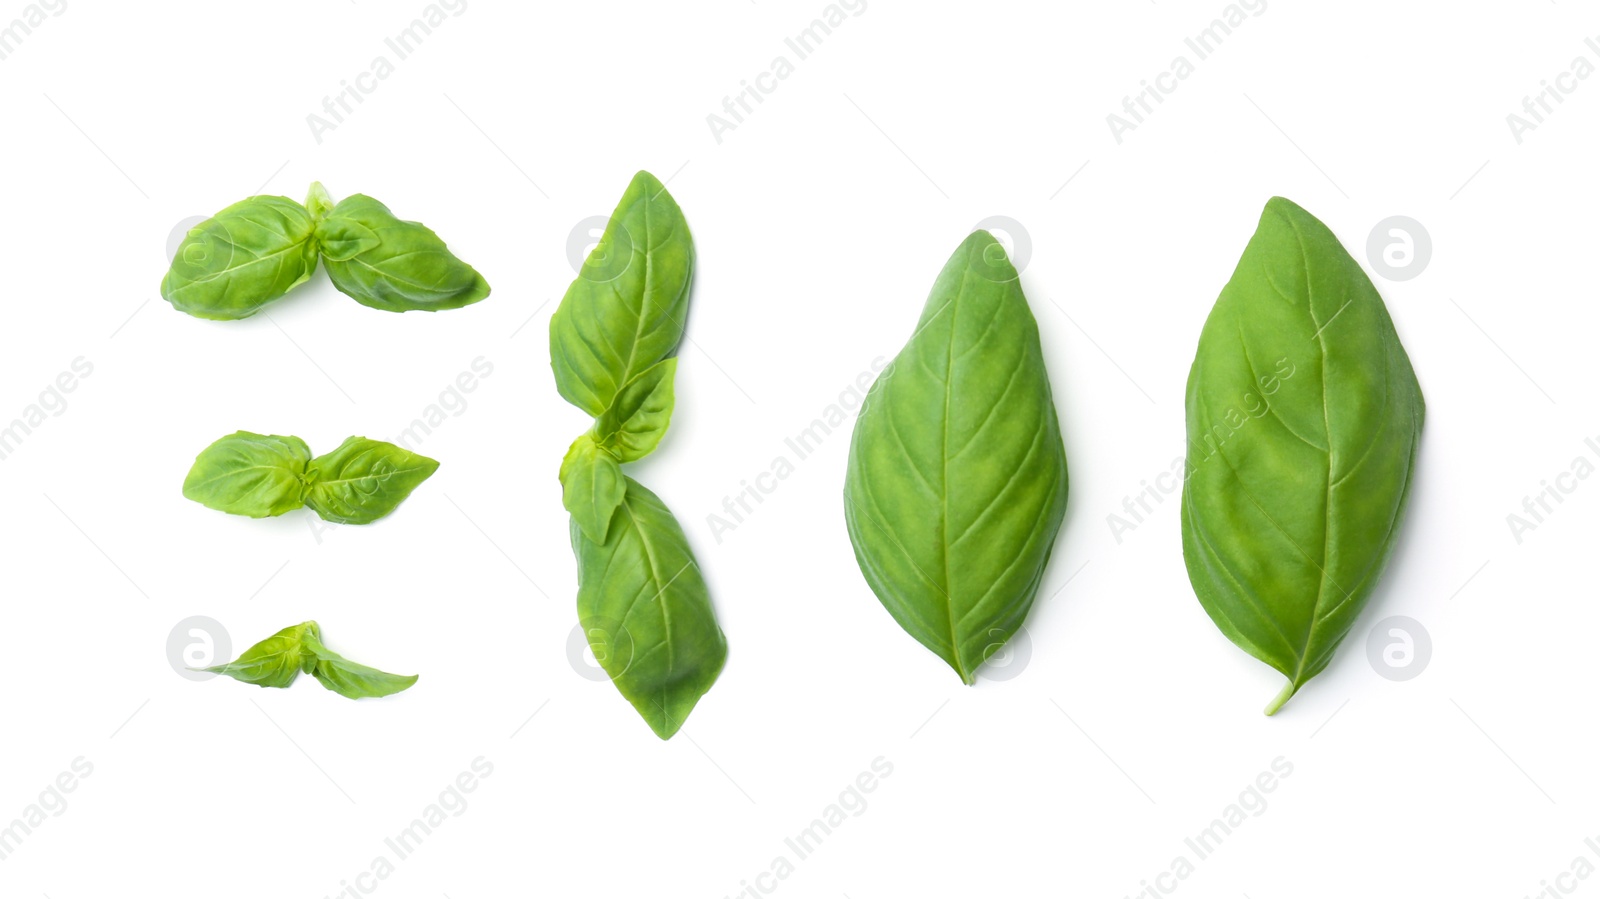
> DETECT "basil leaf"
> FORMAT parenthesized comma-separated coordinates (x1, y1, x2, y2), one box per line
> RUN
(843, 231, 1069, 684)
(560, 434, 626, 544)
(161, 196, 319, 320)
(299, 629, 417, 699)
(199, 621, 319, 688)
(549, 171, 694, 416)
(315, 193, 490, 313)
(303, 436, 440, 525)
(304, 180, 334, 222)
(1181, 197, 1425, 715)
(592, 357, 677, 462)
(182, 431, 312, 518)
(572, 477, 727, 739)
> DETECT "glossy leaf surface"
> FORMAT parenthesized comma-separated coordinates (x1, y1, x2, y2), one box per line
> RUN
(592, 357, 676, 462)
(304, 436, 440, 525)
(161, 196, 319, 320)
(571, 478, 726, 739)
(560, 434, 626, 544)
(182, 431, 312, 518)
(316, 193, 490, 313)
(843, 231, 1069, 684)
(1181, 197, 1424, 715)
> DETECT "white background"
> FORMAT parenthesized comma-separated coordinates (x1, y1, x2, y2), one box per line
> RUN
(1, 1, 1595, 896)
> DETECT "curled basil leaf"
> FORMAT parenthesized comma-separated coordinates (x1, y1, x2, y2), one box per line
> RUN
(549, 170, 693, 416)
(200, 622, 317, 688)
(315, 191, 490, 313)
(843, 231, 1069, 684)
(182, 431, 312, 518)
(592, 357, 677, 462)
(572, 478, 727, 740)
(198, 620, 417, 699)
(560, 434, 626, 545)
(303, 436, 440, 525)
(1181, 197, 1424, 715)
(161, 196, 319, 320)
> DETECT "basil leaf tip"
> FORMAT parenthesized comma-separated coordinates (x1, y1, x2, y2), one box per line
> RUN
(1181, 196, 1424, 715)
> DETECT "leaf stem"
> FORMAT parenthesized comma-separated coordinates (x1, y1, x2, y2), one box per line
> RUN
(1264, 679, 1299, 716)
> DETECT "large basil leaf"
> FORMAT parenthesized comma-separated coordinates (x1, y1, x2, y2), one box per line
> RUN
(316, 192, 491, 313)
(200, 621, 318, 688)
(549, 171, 694, 416)
(1181, 197, 1424, 715)
(161, 196, 319, 320)
(182, 431, 312, 518)
(591, 357, 676, 462)
(560, 434, 626, 544)
(572, 478, 726, 740)
(303, 437, 440, 524)
(843, 232, 1069, 684)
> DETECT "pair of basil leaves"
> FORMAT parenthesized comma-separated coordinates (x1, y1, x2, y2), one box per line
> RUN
(845, 200, 1423, 716)
(198, 620, 417, 699)
(549, 171, 727, 740)
(182, 431, 439, 524)
(161, 182, 489, 320)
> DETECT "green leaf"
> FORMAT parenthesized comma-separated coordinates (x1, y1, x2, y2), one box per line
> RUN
(161, 196, 319, 320)
(200, 621, 319, 688)
(315, 192, 490, 313)
(299, 629, 418, 699)
(843, 231, 1069, 685)
(182, 431, 312, 518)
(560, 434, 626, 544)
(304, 181, 334, 222)
(571, 478, 726, 739)
(592, 357, 677, 462)
(1181, 197, 1425, 715)
(303, 437, 440, 525)
(549, 171, 694, 416)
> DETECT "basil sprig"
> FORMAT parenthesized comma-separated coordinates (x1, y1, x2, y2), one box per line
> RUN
(161, 182, 489, 320)
(198, 621, 418, 699)
(549, 171, 727, 740)
(182, 431, 438, 524)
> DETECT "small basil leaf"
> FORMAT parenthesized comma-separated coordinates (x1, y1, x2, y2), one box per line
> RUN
(844, 231, 1069, 684)
(303, 436, 440, 524)
(315, 193, 490, 313)
(199, 621, 318, 688)
(182, 431, 313, 518)
(592, 357, 676, 462)
(560, 435, 626, 544)
(1182, 197, 1424, 715)
(572, 478, 726, 740)
(161, 196, 319, 320)
(549, 171, 694, 416)
(304, 181, 334, 222)
(298, 629, 417, 698)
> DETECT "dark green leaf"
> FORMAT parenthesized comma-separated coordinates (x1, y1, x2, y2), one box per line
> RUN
(1181, 197, 1425, 715)
(182, 431, 312, 518)
(844, 231, 1069, 684)
(304, 437, 439, 525)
